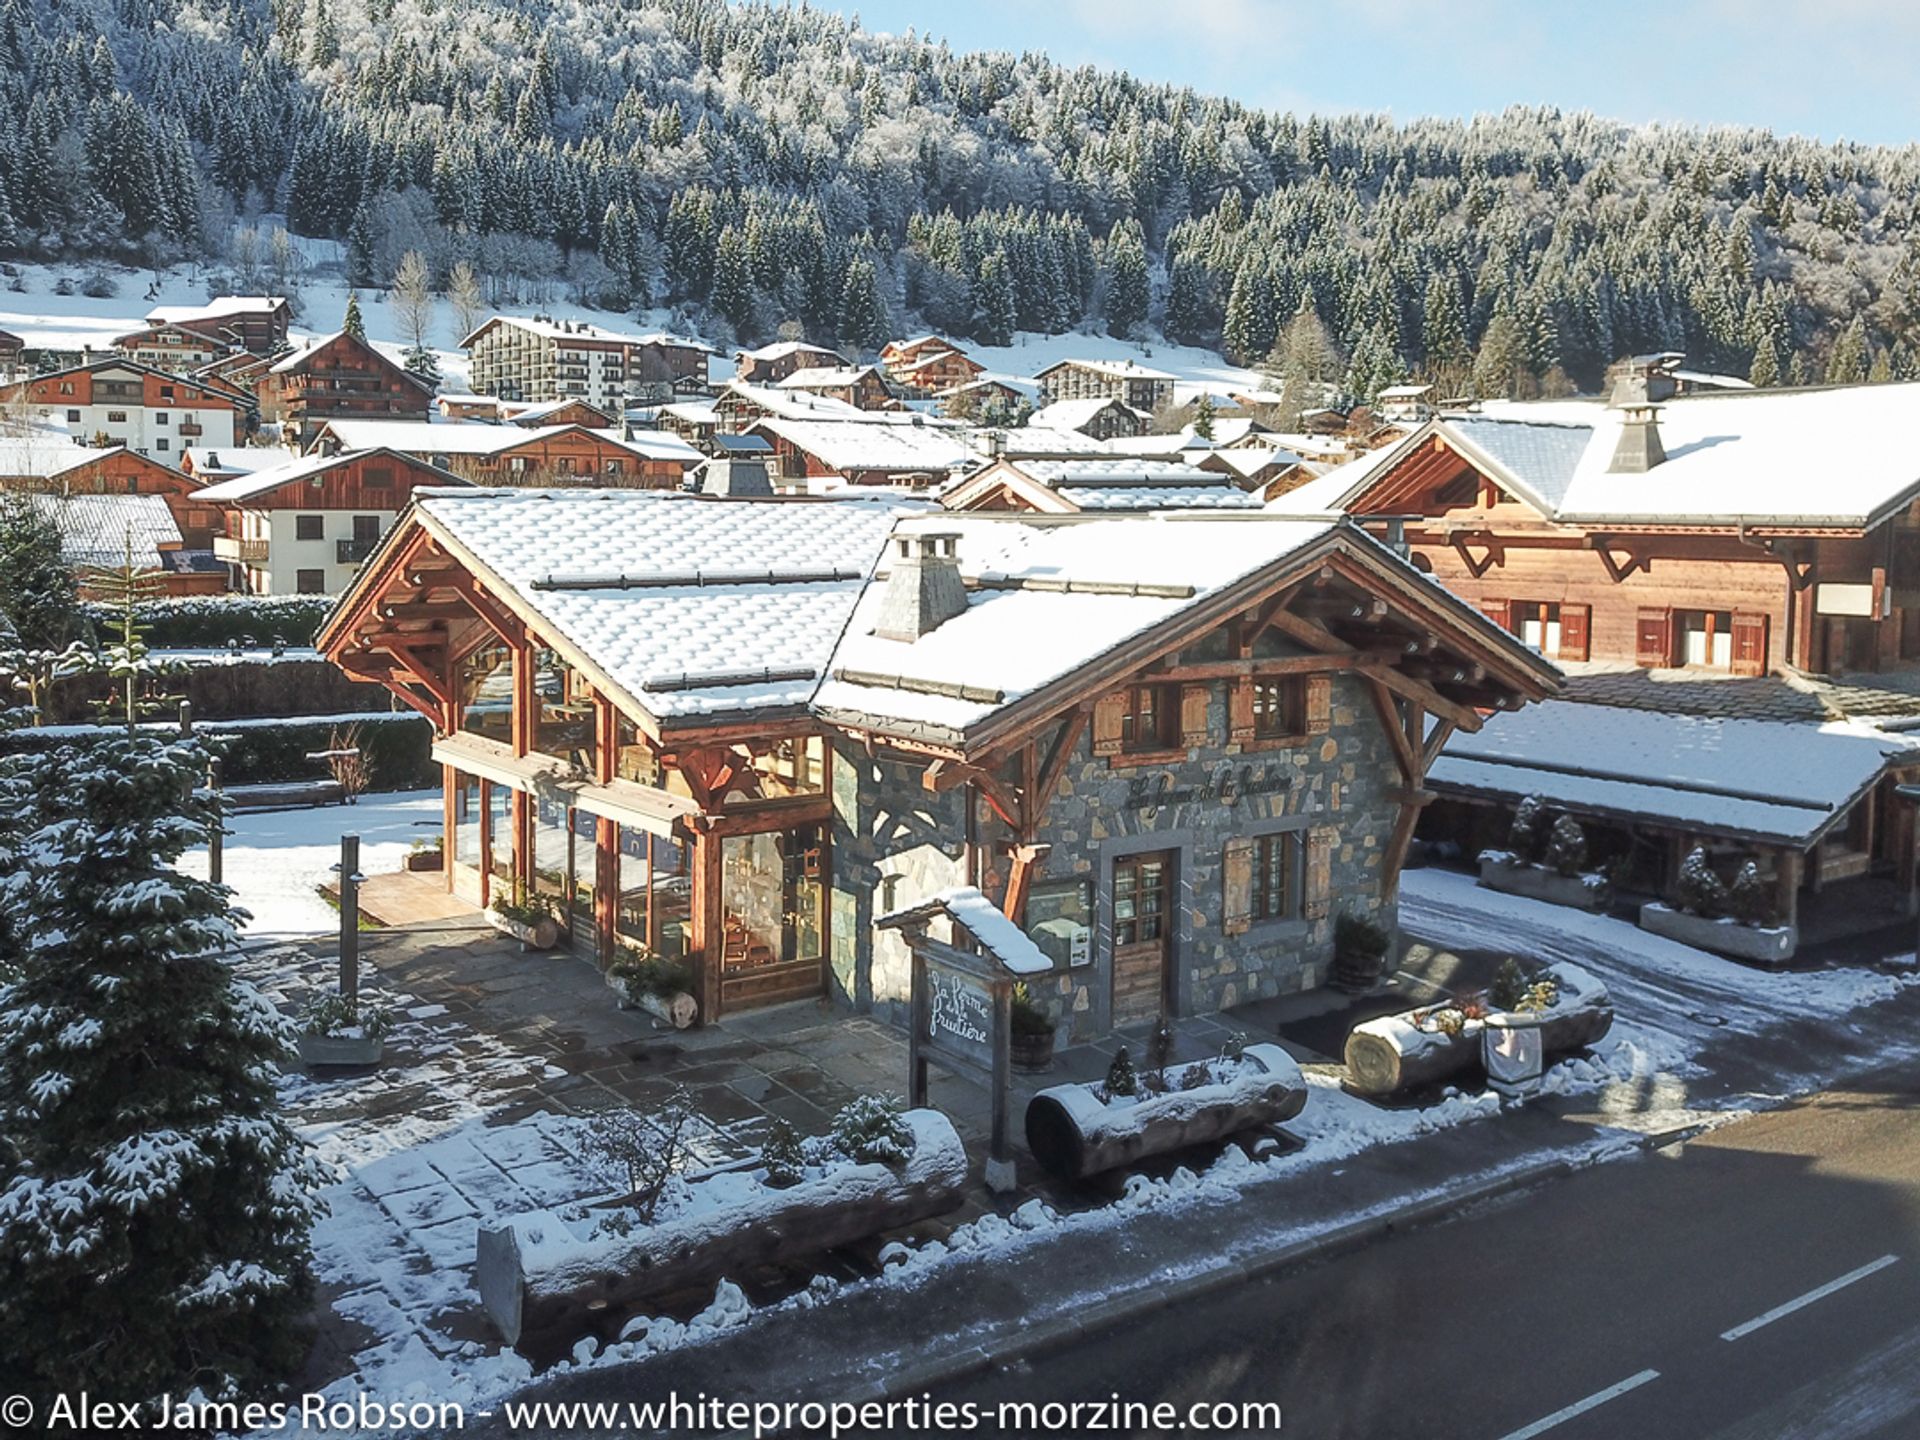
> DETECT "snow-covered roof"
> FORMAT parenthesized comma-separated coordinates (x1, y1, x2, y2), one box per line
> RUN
(1265, 441, 1419, 515)
(192, 448, 460, 504)
(0, 436, 135, 480)
(1377, 384, 1433, 400)
(312, 419, 687, 466)
(461, 315, 704, 349)
(409, 489, 916, 723)
(972, 425, 1108, 456)
(877, 885, 1052, 975)
(815, 513, 1343, 741)
(736, 340, 847, 364)
(754, 419, 978, 474)
(182, 447, 283, 478)
(1036, 358, 1177, 382)
(147, 296, 286, 324)
(1429, 699, 1912, 846)
(1308, 385, 1920, 530)
(24, 492, 181, 569)
(775, 364, 883, 390)
(505, 398, 610, 424)
(1095, 431, 1204, 456)
(1205, 446, 1304, 482)
(587, 427, 702, 464)
(658, 401, 718, 425)
(1027, 397, 1144, 432)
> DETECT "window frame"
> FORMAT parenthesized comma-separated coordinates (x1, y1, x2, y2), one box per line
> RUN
(1118, 682, 1178, 755)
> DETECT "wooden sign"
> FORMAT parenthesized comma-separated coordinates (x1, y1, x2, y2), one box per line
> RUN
(906, 935, 1015, 1192)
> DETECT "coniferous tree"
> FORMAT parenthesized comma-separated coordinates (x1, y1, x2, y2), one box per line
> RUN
(1104, 223, 1149, 339)
(836, 258, 889, 354)
(342, 289, 366, 342)
(975, 249, 1016, 347)
(0, 731, 323, 1415)
(0, 492, 77, 654)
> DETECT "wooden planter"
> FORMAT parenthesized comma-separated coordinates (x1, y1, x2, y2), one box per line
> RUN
(297, 1033, 384, 1069)
(475, 1109, 968, 1354)
(1478, 856, 1610, 912)
(1010, 1025, 1057, 1073)
(1024, 1043, 1308, 1181)
(405, 848, 444, 872)
(488, 911, 560, 951)
(1343, 963, 1614, 1098)
(1639, 902, 1798, 965)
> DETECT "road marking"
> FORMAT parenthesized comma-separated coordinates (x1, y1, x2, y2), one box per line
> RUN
(1721, 1254, 1900, 1342)
(1493, 1369, 1661, 1440)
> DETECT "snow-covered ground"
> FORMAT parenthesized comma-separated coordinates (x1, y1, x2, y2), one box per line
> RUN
(177, 788, 442, 938)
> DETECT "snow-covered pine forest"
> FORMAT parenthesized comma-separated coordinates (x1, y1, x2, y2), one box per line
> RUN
(6, 0, 1920, 390)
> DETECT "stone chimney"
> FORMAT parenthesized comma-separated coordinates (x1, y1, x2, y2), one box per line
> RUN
(874, 532, 967, 641)
(1609, 402, 1666, 473)
(698, 458, 772, 497)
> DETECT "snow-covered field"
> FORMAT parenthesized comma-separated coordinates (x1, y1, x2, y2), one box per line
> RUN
(177, 788, 443, 938)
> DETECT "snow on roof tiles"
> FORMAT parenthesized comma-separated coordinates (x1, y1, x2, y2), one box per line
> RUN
(754, 418, 978, 473)
(416, 490, 915, 721)
(0, 436, 128, 479)
(1429, 698, 1911, 845)
(878, 885, 1052, 975)
(1065, 484, 1262, 511)
(147, 296, 286, 323)
(25, 492, 181, 568)
(1036, 358, 1177, 382)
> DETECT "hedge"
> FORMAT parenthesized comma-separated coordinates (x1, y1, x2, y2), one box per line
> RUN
(0, 713, 437, 790)
(48, 658, 393, 725)
(78, 595, 337, 648)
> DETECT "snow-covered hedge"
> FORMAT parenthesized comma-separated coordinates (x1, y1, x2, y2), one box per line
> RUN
(476, 1109, 967, 1353)
(0, 712, 435, 789)
(44, 655, 388, 725)
(78, 595, 336, 648)
(1024, 1043, 1308, 1180)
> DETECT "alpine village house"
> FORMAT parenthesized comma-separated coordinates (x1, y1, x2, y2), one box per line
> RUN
(319, 489, 1555, 1037)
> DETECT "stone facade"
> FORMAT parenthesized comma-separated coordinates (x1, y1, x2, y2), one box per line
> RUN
(826, 636, 1403, 1042)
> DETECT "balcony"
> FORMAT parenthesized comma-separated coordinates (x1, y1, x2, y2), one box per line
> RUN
(178, 422, 204, 437)
(337, 536, 378, 564)
(213, 535, 268, 565)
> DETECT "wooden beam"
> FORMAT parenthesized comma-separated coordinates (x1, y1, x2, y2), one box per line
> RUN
(1421, 718, 1458, 772)
(1029, 707, 1088, 825)
(1003, 842, 1050, 927)
(1263, 607, 1356, 656)
(1366, 678, 1419, 785)
(1357, 661, 1484, 733)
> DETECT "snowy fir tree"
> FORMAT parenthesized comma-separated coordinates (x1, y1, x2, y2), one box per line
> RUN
(1103, 222, 1149, 339)
(0, 491, 77, 653)
(88, 533, 176, 733)
(0, 732, 324, 1414)
(402, 342, 442, 387)
(341, 289, 366, 342)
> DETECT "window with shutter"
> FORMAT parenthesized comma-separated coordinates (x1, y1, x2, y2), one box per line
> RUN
(1221, 837, 1253, 935)
(1091, 693, 1126, 756)
(1180, 684, 1210, 748)
(1303, 828, 1334, 919)
(1559, 604, 1591, 662)
(1730, 612, 1769, 677)
(1635, 608, 1674, 668)
(1305, 675, 1332, 735)
(1228, 678, 1255, 742)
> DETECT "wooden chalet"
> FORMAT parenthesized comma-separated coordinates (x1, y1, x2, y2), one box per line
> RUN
(319, 493, 1555, 1033)
(734, 341, 848, 385)
(880, 337, 985, 396)
(113, 322, 232, 372)
(503, 398, 613, 429)
(1035, 359, 1176, 415)
(748, 418, 976, 489)
(146, 296, 290, 355)
(1280, 378, 1920, 677)
(251, 331, 435, 447)
(1028, 396, 1150, 442)
(775, 364, 899, 411)
(0, 328, 22, 372)
(0, 358, 246, 461)
(309, 419, 698, 489)
(943, 457, 1263, 514)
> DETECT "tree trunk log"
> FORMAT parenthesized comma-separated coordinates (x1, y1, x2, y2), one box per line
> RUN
(1343, 964, 1613, 1097)
(1024, 1043, 1307, 1181)
(476, 1110, 967, 1355)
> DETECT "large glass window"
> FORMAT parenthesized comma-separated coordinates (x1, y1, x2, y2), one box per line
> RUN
(1678, 610, 1734, 668)
(1252, 833, 1296, 921)
(532, 650, 597, 770)
(615, 827, 692, 960)
(531, 791, 570, 904)
(570, 807, 598, 934)
(486, 780, 514, 888)
(460, 645, 514, 744)
(720, 825, 825, 974)
(1026, 878, 1091, 969)
(452, 773, 480, 868)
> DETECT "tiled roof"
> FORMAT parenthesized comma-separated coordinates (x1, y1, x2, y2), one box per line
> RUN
(24, 492, 181, 569)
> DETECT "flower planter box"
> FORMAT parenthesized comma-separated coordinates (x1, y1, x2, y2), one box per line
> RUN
(1478, 855, 1610, 912)
(404, 848, 444, 872)
(1639, 902, 1797, 965)
(1024, 1044, 1308, 1181)
(1342, 962, 1613, 1098)
(488, 911, 560, 951)
(296, 1033, 384, 1069)
(475, 1109, 967, 1354)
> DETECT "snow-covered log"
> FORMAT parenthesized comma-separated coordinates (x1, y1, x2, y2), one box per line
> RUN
(1343, 963, 1613, 1097)
(475, 1110, 967, 1352)
(1024, 1044, 1307, 1181)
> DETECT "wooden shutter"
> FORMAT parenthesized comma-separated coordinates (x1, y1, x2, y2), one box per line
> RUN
(1228, 678, 1255, 742)
(1180, 683, 1210, 748)
(1480, 599, 1511, 630)
(1558, 604, 1591, 663)
(1305, 675, 1332, 735)
(1303, 828, 1335, 919)
(1635, 608, 1674, 668)
(1091, 692, 1126, 756)
(1730, 612, 1770, 677)
(1222, 836, 1254, 936)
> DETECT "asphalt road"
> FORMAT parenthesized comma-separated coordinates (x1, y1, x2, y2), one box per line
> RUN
(897, 1072, 1920, 1440)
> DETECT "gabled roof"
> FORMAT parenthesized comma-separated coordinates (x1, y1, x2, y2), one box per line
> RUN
(0, 436, 146, 480)
(3, 356, 245, 405)
(1306, 383, 1920, 531)
(147, 296, 287, 324)
(877, 885, 1051, 975)
(310, 419, 689, 464)
(23, 492, 182, 569)
(776, 364, 886, 391)
(753, 418, 978, 474)
(735, 340, 847, 364)
(946, 457, 1263, 513)
(191, 447, 468, 504)
(1035, 358, 1177, 383)
(266, 331, 436, 393)
(1028, 396, 1146, 432)
(1430, 698, 1912, 847)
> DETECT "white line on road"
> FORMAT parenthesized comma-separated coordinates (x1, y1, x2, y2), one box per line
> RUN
(1493, 1369, 1661, 1440)
(1721, 1254, 1900, 1342)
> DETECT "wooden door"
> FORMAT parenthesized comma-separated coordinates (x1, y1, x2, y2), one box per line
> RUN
(1112, 851, 1173, 1025)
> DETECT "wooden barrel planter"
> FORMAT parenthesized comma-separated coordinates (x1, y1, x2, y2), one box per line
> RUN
(1024, 1043, 1308, 1182)
(1343, 963, 1613, 1098)
(475, 1109, 968, 1354)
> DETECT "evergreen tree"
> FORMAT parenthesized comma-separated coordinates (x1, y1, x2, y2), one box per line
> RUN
(1825, 315, 1868, 384)
(836, 258, 890, 354)
(0, 492, 78, 654)
(710, 226, 754, 335)
(402, 343, 441, 388)
(342, 289, 367, 342)
(1104, 223, 1149, 339)
(1163, 257, 1211, 346)
(975, 249, 1016, 347)
(0, 732, 323, 1413)
(1472, 309, 1531, 399)
(1191, 392, 1216, 441)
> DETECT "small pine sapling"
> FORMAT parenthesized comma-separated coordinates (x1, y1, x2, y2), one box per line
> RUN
(1677, 847, 1726, 918)
(1508, 794, 1548, 862)
(830, 1094, 913, 1166)
(1490, 957, 1532, 1012)
(1143, 1017, 1176, 1094)
(759, 1118, 806, 1190)
(1545, 814, 1588, 878)
(1103, 1045, 1138, 1101)
(1728, 861, 1773, 926)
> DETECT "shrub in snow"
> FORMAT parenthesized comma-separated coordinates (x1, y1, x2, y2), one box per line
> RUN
(80, 267, 116, 299)
(76, 595, 336, 650)
(1508, 795, 1549, 862)
(0, 733, 324, 1408)
(829, 1094, 913, 1166)
(1489, 957, 1532, 1012)
(580, 1088, 696, 1222)
(1729, 861, 1773, 926)
(1103, 1046, 1138, 1101)
(1545, 815, 1588, 878)
(1142, 1019, 1176, 1095)
(758, 1118, 806, 1190)
(300, 991, 393, 1039)
(1677, 846, 1726, 918)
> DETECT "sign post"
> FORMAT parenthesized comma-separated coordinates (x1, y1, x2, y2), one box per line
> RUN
(908, 936, 1016, 1194)
(333, 834, 363, 1004)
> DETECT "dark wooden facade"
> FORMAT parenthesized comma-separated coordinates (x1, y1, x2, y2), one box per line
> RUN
(255, 332, 433, 446)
